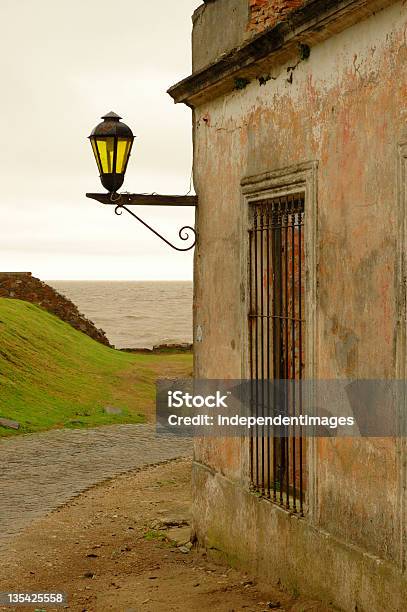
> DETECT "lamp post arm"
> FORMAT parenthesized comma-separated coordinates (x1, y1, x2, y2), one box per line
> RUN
(86, 193, 198, 207)
(114, 204, 196, 252)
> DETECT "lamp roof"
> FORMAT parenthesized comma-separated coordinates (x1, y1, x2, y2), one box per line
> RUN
(89, 112, 134, 139)
(102, 111, 122, 120)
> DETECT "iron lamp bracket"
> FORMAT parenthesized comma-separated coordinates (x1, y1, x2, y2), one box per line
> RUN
(86, 192, 197, 252)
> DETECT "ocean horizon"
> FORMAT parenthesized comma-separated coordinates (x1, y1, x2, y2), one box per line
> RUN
(48, 280, 193, 350)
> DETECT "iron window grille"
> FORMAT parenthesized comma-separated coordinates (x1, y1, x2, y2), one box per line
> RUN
(248, 193, 306, 515)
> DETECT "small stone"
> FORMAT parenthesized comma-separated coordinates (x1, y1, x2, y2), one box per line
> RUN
(83, 571, 94, 579)
(152, 517, 189, 529)
(104, 406, 122, 415)
(0, 417, 19, 430)
(166, 526, 191, 546)
(267, 603, 281, 610)
(178, 546, 190, 554)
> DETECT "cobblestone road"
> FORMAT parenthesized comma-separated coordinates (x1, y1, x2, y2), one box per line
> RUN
(0, 425, 192, 549)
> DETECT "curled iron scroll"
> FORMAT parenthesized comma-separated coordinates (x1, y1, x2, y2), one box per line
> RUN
(114, 204, 196, 252)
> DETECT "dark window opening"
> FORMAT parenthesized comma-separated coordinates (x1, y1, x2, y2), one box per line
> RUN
(248, 194, 306, 514)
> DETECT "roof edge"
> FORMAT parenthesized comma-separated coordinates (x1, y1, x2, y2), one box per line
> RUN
(168, 0, 397, 108)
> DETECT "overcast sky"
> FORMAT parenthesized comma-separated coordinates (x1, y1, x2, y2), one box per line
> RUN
(0, 0, 201, 280)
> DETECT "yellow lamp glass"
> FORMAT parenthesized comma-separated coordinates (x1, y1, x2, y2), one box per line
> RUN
(95, 137, 115, 174)
(90, 139, 102, 173)
(116, 138, 133, 174)
(90, 136, 133, 175)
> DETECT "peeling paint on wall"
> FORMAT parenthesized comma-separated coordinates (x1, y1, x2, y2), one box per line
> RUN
(192, 0, 407, 578)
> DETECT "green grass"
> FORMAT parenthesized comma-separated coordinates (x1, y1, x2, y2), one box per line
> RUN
(0, 298, 192, 437)
(143, 529, 168, 542)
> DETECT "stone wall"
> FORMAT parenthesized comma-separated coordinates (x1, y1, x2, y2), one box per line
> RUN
(248, 0, 307, 33)
(0, 273, 111, 347)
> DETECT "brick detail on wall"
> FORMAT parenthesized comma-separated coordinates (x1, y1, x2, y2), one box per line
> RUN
(248, 0, 306, 33)
(0, 272, 111, 347)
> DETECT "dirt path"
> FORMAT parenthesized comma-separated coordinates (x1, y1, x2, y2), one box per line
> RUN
(0, 459, 334, 612)
(0, 425, 191, 549)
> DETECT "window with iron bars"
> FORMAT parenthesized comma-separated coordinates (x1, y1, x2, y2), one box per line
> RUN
(248, 193, 306, 515)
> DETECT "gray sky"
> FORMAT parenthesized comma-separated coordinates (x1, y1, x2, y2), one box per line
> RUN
(0, 0, 201, 280)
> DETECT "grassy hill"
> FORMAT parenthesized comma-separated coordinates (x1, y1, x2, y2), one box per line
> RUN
(0, 298, 192, 437)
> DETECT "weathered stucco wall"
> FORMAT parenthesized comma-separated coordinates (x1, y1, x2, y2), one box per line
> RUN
(192, 463, 407, 611)
(192, 0, 249, 71)
(191, 1, 407, 608)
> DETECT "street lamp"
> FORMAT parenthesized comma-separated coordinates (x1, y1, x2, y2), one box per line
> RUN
(86, 112, 197, 252)
(89, 112, 134, 194)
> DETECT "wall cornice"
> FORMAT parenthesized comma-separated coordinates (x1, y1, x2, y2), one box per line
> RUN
(168, 0, 397, 108)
